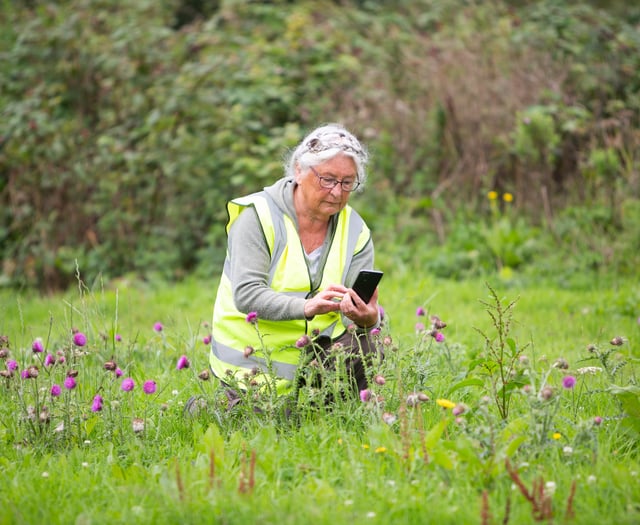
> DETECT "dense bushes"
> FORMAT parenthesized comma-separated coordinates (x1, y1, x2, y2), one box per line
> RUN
(1, 0, 639, 290)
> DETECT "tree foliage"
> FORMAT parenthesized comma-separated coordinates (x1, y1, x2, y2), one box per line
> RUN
(1, 0, 639, 290)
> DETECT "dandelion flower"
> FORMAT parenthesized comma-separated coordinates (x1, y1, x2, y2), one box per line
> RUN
(176, 355, 190, 370)
(73, 332, 87, 347)
(64, 376, 76, 390)
(143, 380, 157, 394)
(488, 191, 498, 200)
(153, 322, 163, 332)
(503, 192, 514, 202)
(562, 375, 576, 389)
(436, 398, 456, 409)
(245, 312, 258, 324)
(32, 338, 44, 353)
(121, 378, 135, 392)
(552, 432, 561, 440)
(51, 384, 62, 397)
(374, 447, 387, 454)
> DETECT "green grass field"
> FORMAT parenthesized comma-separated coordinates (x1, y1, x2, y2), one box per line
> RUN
(0, 273, 638, 524)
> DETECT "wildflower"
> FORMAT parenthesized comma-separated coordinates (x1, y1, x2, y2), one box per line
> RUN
(243, 346, 254, 359)
(503, 192, 514, 202)
(594, 416, 603, 426)
(610, 336, 624, 346)
(544, 481, 556, 496)
(587, 475, 597, 484)
(382, 412, 397, 425)
(540, 386, 554, 400)
(67, 369, 79, 377)
(295, 335, 311, 348)
(378, 305, 385, 320)
(406, 393, 419, 407)
(430, 315, 447, 329)
(360, 389, 372, 402)
(73, 332, 87, 347)
(26, 366, 39, 378)
(115, 367, 123, 377)
(563, 446, 573, 456)
(0, 348, 7, 359)
(382, 335, 393, 346)
(202, 334, 212, 345)
(7, 359, 18, 372)
(553, 358, 569, 369)
(245, 312, 258, 324)
(577, 366, 603, 375)
(370, 327, 381, 336)
(416, 306, 426, 317)
(562, 375, 577, 389)
(452, 404, 465, 416)
(552, 432, 562, 440)
(132, 418, 145, 433)
(374, 447, 387, 454)
(176, 355, 190, 370)
(143, 380, 157, 394)
(373, 374, 386, 386)
(121, 378, 135, 392)
(436, 398, 456, 409)
(32, 338, 44, 353)
(44, 354, 55, 367)
(433, 332, 445, 343)
(488, 190, 498, 200)
(21, 369, 30, 379)
(42, 472, 49, 478)
(415, 322, 425, 332)
(153, 322, 163, 332)
(104, 360, 117, 371)
(198, 369, 211, 381)
(91, 395, 103, 412)
(64, 376, 76, 390)
(115, 333, 122, 342)
(51, 384, 62, 397)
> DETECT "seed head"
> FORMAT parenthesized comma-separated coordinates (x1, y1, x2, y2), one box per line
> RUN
(104, 360, 117, 371)
(540, 386, 554, 400)
(382, 412, 397, 425)
(373, 374, 386, 386)
(553, 358, 569, 370)
(0, 348, 8, 359)
(27, 365, 39, 378)
(243, 346, 254, 358)
(430, 315, 447, 329)
(610, 336, 624, 346)
(198, 369, 210, 381)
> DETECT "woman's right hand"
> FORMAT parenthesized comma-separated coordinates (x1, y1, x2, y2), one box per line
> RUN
(304, 285, 348, 318)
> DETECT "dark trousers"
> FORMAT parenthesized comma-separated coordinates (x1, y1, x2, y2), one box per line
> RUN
(302, 330, 384, 394)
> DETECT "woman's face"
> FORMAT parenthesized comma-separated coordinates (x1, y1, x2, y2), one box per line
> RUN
(295, 154, 358, 221)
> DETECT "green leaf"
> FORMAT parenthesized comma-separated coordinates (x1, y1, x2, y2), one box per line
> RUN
(446, 377, 484, 395)
(425, 417, 448, 450)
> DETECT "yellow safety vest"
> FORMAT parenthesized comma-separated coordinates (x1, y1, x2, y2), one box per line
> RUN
(209, 191, 371, 393)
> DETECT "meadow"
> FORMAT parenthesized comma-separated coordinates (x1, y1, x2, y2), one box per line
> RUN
(1, 271, 638, 524)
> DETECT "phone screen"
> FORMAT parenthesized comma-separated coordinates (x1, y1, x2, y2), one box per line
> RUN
(351, 270, 383, 304)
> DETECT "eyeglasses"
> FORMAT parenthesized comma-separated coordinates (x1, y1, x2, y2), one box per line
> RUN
(310, 166, 360, 192)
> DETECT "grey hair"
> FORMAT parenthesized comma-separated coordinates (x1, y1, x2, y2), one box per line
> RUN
(284, 123, 369, 189)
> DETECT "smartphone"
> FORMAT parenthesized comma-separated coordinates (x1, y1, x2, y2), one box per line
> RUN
(351, 270, 383, 304)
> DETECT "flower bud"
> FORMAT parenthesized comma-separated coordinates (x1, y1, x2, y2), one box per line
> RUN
(198, 369, 210, 381)
(373, 374, 386, 386)
(243, 346, 254, 358)
(610, 336, 624, 346)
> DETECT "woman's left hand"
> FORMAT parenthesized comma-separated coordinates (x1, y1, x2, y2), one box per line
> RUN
(341, 288, 379, 328)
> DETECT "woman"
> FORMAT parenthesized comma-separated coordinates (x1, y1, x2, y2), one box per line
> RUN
(209, 123, 382, 397)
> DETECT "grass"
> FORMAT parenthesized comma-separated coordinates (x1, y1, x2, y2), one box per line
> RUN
(0, 272, 638, 525)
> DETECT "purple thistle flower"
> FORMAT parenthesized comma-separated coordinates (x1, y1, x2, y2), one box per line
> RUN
(202, 334, 212, 345)
(176, 355, 190, 370)
(73, 332, 87, 347)
(153, 322, 163, 332)
(91, 395, 103, 412)
(378, 305, 385, 320)
(143, 380, 157, 394)
(7, 359, 18, 372)
(44, 354, 55, 367)
(32, 338, 44, 353)
(562, 375, 576, 389)
(121, 378, 135, 392)
(370, 327, 381, 336)
(434, 332, 445, 343)
(51, 384, 62, 397)
(64, 376, 77, 390)
(416, 306, 426, 317)
(594, 416, 603, 426)
(295, 335, 310, 348)
(21, 369, 30, 379)
(115, 367, 123, 377)
(245, 311, 258, 324)
(360, 389, 372, 402)
(415, 322, 425, 332)
(115, 334, 122, 342)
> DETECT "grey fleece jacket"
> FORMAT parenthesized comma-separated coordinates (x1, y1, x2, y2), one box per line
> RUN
(226, 177, 375, 322)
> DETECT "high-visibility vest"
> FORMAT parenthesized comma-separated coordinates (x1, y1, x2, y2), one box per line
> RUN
(209, 191, 371, 393)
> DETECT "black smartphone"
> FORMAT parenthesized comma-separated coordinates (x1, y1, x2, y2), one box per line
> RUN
(351, 269, 383, 304)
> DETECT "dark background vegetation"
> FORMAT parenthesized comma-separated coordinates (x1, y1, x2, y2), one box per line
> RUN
(1, 0, 639, 292)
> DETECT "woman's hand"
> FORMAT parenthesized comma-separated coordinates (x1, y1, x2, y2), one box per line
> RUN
(341, 287, 379, 328)
(303, 284, 348, 319)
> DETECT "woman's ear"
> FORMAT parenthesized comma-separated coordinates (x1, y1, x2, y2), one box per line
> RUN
(294, 163, 304, 184)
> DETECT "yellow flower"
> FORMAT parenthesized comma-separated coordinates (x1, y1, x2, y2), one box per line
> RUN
(337, 438, 343, 445)
(436, 398, 456, 409)
(503, 192, 514, 202)
(488, 191, 498, 200)
(552, 432, 562, 440)
(362, 444, 369, 449)
(375, 447, 387, 454)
